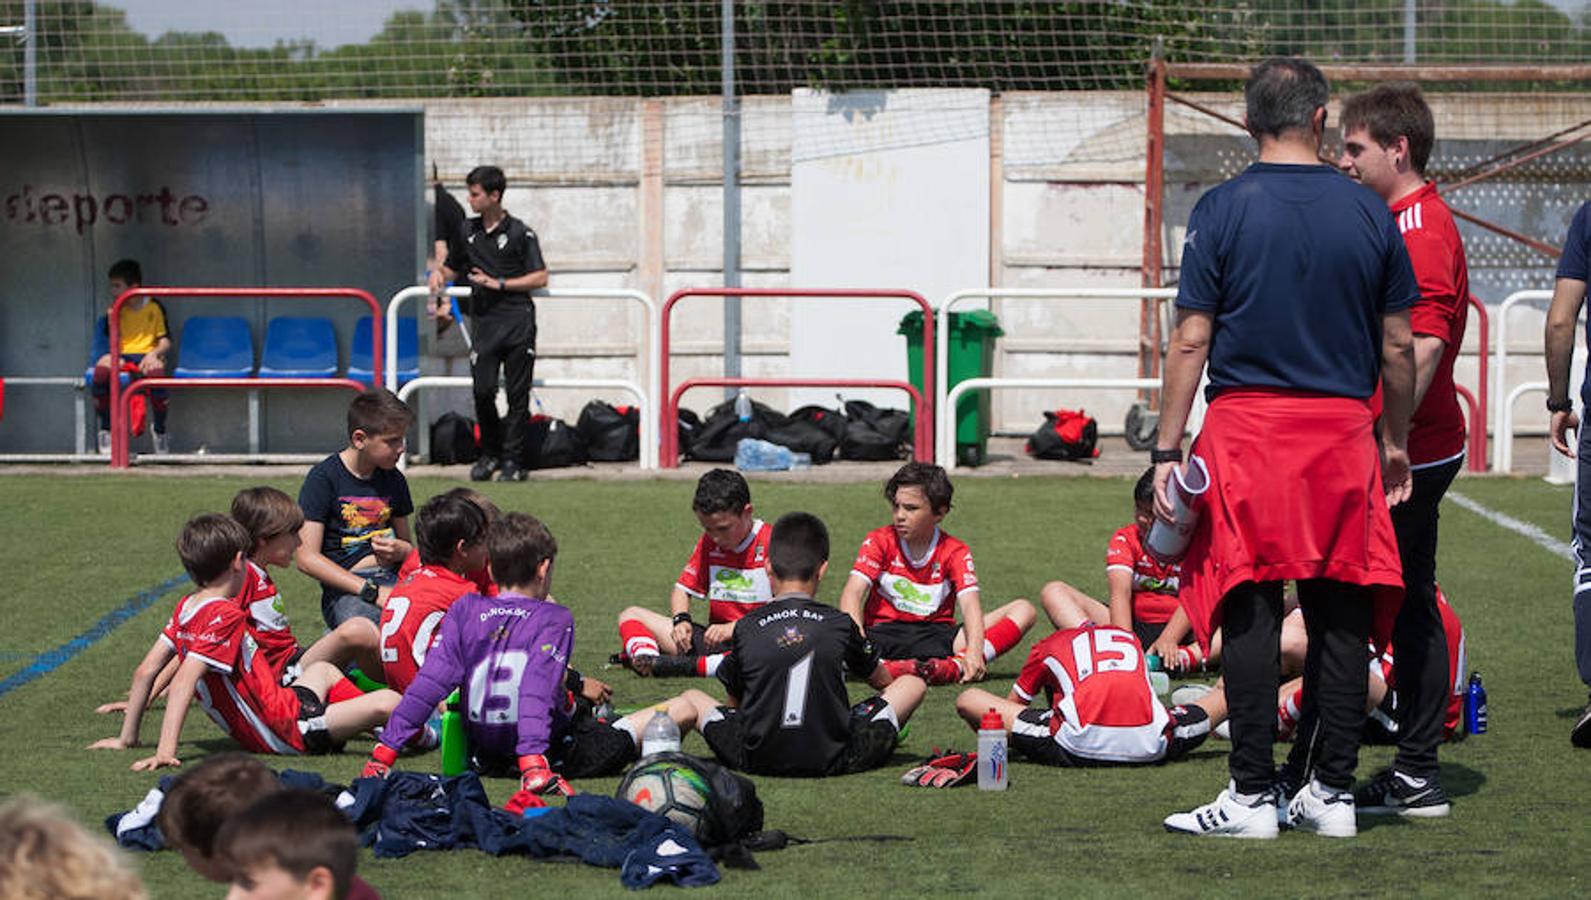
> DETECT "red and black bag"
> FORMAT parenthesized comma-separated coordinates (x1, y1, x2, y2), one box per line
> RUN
(1026, 408, 1099, 460)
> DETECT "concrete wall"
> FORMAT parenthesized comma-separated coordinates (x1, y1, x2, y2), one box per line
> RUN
(415, 90, 1585, 445)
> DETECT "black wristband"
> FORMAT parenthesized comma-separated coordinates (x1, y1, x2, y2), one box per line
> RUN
(1548, 397, 1574, 413)
(564, 667, 585, 694)
(672, 612, 693, 626)
(1150, 447, 1183, 464)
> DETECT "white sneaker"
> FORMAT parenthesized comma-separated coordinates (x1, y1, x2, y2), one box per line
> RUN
(97, 429, 111, 455)
(1164, 782, 1279, 839)
(151, 431, 171, 455)
(1284, 778, 1357, 837)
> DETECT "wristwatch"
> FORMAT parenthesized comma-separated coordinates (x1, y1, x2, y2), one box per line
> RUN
(1547, 397, 1574, 413)
(359, 579, 380, 604)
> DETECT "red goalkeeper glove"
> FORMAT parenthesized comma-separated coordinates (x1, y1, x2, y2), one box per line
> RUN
(361, 743, 398, 780)
(517, 754, 575, 797)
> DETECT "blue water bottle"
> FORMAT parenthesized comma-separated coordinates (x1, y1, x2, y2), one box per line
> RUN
(1464, 671, 1488, 735)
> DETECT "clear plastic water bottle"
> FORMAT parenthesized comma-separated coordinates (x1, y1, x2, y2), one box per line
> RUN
(734, 389, 753, 423)
(640, 705, 681, 757)
(1465, 671, 1488, 735)
(976, 708, 1008, 791)
(735, 437, 794, 471)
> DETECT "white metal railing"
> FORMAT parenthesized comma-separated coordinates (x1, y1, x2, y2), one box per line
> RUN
(934, 288, 1179, 469)
(385, 285, 659, 468)
(1497, 381, 1549, 474)
(395, 376, 651, 471)
(0, 376, 92, 461)
(1492, 288, 1583, 472)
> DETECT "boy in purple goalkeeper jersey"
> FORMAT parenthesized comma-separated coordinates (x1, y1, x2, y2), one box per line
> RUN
(362, 512, 695, 807)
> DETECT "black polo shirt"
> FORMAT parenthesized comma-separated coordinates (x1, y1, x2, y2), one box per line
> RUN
(449, 212, 546, 316)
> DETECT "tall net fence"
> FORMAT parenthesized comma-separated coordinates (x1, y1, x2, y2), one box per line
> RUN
(4, 2, 1587, 102)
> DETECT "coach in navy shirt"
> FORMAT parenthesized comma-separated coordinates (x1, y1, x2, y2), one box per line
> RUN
(439, 165, 549, 482)
(1544, 201, 1591, 748)
(1157, 58, 1419, 839)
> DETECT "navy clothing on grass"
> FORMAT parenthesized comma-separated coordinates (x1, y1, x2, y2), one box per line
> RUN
(1176, 163, 1419, 400)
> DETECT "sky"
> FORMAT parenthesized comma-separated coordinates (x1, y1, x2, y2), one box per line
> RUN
(105, 0, 1589, 51)
(111, 0, 427, 50)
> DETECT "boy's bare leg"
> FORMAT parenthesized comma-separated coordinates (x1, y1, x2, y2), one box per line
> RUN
(880, 674, 927, 724)
(615, 693, 701, 747)
(953, 598, 1037, 660)
(325, 689, 402, 742)
(617, 606, 687, 653)
(1040, 581, 1110, 630)
(1280, 608, 1308, 677)
(955, 688, 1025, 730)
(298, 618, 382, 678)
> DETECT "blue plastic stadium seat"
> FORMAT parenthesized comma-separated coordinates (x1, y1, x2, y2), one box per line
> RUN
(172, 316, 255, 379)
(258, 317, 338, 379)
(347, 316, 419, 385)
(84, 315, 131, 387)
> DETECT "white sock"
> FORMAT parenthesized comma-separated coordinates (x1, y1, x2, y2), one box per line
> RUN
(702, 653, 726, 677)
(982, 639, 997, 662)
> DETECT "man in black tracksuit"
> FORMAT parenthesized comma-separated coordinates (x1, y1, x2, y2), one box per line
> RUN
(440, 165, 548, 482)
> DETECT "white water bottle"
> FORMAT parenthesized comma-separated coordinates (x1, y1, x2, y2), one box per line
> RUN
(734, 389, 753, 423)
(976, 708, 1008, 791)
(640, 705, 681, 757)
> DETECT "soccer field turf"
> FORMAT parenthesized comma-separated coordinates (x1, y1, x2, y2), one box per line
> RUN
(0, 472, 1585, 897)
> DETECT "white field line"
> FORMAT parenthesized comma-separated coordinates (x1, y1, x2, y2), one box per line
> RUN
(1447, 491, 1576, 563)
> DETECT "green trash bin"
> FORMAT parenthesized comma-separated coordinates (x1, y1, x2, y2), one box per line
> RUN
(899, 308, 1004, 467)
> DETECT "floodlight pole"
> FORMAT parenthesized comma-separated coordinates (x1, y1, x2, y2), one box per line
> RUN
(23, 0, 36, 106)
(721, 0, 743, 397)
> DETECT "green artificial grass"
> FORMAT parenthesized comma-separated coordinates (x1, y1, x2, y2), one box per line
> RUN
(0, 473, 1584, 897)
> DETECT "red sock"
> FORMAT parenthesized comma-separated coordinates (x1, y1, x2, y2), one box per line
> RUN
(982, 617, 1023, 662)
(882, 659, 917, 680)
(619, 619, 659, 659)
(327, 677, 362, 704)
(922, 657, 963, 686)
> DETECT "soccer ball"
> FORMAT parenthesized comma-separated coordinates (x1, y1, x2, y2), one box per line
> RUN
(619, 758, 711, 839)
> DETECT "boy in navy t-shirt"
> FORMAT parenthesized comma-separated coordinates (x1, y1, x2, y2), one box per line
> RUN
(297, 389, 416, 628)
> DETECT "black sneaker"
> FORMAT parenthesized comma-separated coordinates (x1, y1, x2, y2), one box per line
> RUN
(495, 461, 527, 482)
(1354, 768, 1451, 818)
(1573, 701, 1591, 748)
(469, 456, 500, 482)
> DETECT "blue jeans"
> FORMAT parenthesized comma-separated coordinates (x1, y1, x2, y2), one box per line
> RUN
(320, 565, 398, 630)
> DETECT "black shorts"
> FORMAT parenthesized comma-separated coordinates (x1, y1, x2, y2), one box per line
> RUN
(700, 696, 900, 777)
(292, 685, 340, 755)
(1132, 620, 1196, 651)
(1008, 707, 1207, 767)
(1009, 709, 1088, 767)
(867, 620, 955, 660)
(473, 707, 638, 779)
(278, 646, 308, 687)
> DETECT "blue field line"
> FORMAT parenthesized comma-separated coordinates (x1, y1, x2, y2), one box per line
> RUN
(0, 573, 189, 700)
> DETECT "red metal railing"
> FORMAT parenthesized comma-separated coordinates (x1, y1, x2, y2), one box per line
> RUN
(108, 287, 382, 468)
(658, 288, 934, 468)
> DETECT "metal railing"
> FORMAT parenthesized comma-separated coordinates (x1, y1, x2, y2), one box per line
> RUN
(0, 376, 92, 461)
(386, 284, 659, 469)
(108, 287, 382, 468)
(658, 288, 935, 468)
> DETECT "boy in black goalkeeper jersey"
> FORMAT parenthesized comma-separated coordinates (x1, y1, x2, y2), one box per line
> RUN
(674, 512, 927, 777)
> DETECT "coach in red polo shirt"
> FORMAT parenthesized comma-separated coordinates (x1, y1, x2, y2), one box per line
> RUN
(1158, 58, 1419, 840)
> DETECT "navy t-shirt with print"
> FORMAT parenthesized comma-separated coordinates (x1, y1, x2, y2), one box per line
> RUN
(1176, 162, 1419, 400)
(298, 453, 414, 571)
